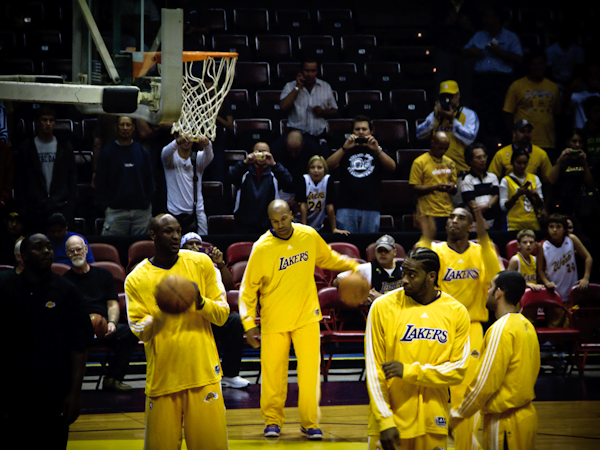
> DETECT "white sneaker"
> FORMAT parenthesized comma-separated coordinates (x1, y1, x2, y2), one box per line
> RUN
(221, 376, 250, 389)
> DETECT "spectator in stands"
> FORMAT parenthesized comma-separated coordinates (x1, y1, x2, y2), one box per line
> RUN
(271, 130, 321, 209)
(95, 116, 155, 236)
(279, 59, 338, 155)
(430, 0, 478, 106)
(507, 229, 544, 291)
(326, 115, 396, 233)
(161, 134, 213, 235)
(582, 96, 600, 178)
(488, 120, 553, 185)
(297, 155, 349, 235)
(0, 208, 23, 266)
(416, 80, 479, 175)
(545, 29, 585, 89)
(0, 233, 91, 449)
(409, 131, 457, 231)
(548, 129, 594, 217)
(334, 234, 403, 304)
(16, 105, 77, 229)
(537, 214, 592, 325)
(460, 142, 499, 228)
(63, 234, 139, 391)
(46, 213, 95, 266)
(499, 149, 546, 231)
(463, 4, 522, 146)
(180, 232, 250, 389)
(229, 142, 293, 234)
(566, 61, 600, 130)
(503, 49, 561, 158)
(0, 238, 24, 283)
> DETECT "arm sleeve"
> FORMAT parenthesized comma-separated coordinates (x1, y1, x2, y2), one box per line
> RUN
(272, 162, 293, 192)
(402, 306, 471, 387)
(365, 302, 397, 432)
(196, 142, 215, 172)
(538, 156, 552, 184)
(296, 177, 308, 203)
(460, 176, 476, 202)
(499, 177, 509, 211)
(408, 159, 423, 186)
(314, 232, 359, 272)
(487, 152, 503, 179)
(503, 82, 518, 114)
(324, 84, 338, 109)
(455, 319, 512, 418)
(125, 279, 168, 343)
(196, 256, 230, 326)
(336, 263, 371, 285)
(325, 177, 337, 204)
(238, 245, 263, 332)
(161, 140, 177, 165)
(416, 112, 436, 140)
(453, 109, 479, 146)
(534, 175, 543, 200)
(229, 161, 249, 186)
(478, 233, 503, 285)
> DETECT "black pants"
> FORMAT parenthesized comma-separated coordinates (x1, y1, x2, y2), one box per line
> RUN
(211, 313, 245, 378)
(101, 322, 139, 381)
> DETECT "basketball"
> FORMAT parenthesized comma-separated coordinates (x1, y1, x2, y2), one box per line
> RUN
(155, 275, 197, 314)
(337, 272, 370, 307)
(90, 313, 108, 339)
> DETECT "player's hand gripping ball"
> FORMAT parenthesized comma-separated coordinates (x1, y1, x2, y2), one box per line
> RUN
(90, 313, 108, 338)
(155, 275, 197, 314)
(338, 272, 370, 307)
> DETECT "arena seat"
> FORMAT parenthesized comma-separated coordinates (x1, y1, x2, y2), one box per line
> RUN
(232, 62, 271, 92)
(126, 240, 154, 273)
(329, 242, 361, 259)
(230, 260, 248, 290)
(233, 118, 273, 150)
(327, 118, 354, 151)
(212, 35, 252, 62)
(255, 35, 292, 62)
(234, 8, 270, 34)
(321, 62, 359, 95)
(505, 239, 539, 259)
(51, 262, 71, 275)
(226, 241, 254, 266)
(298, 35, 337, 62)
(317, 9, 355, 37)
(208, 215, 236, 234)
(340, 35, 378, 63)
(569, 283, 600, 375)
(205, 8, 228, 33)
(274, 9, 312, 41)
(372, 119, 409, 152)
(255, 90, 286, 126)
(345, 90, 386, 119)
(364, 61, 401, 97)
(89, 242, 121, 266)
(91, 261, 126, 293)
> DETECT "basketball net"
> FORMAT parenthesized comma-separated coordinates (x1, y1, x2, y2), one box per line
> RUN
(171, 54, 237, 142)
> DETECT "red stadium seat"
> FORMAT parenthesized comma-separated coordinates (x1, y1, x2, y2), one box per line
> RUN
(230, 260, 248, 290)
(520, 288, 582, 375)
(569, 283, 600, 374)
(89, 242, 121, 266)
(127, 240, 154, 273)
(51, 262, 71, 276)
(329, 242, 361, 259)
(226, 241, 255, 266)
(505, 239, 538, 260)
(91, 261, 126, 293)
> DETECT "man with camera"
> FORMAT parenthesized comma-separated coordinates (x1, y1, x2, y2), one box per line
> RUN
(417, 80, 479, 177)
(229, 142, 293, 234)
(326, 115, 396, 233)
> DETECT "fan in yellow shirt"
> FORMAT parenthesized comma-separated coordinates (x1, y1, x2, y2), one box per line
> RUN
(451, 271, 540, 450)
(126, 214, 231, 450)
(416, 206, 503, 450)
(366, 247, 471, 450)
(239, 199, 358, 440)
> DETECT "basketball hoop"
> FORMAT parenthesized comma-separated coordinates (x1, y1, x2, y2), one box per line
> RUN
(136, 51, 238, 141)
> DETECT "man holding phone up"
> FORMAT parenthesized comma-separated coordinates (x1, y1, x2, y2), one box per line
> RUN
(280, 59, 338, 154)
(325, 115, 396, 233)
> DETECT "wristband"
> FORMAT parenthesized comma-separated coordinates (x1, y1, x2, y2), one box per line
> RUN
(198, 295, 206, 310)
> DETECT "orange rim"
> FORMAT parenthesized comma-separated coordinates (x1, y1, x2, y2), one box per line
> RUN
(143, 51, 238, 64)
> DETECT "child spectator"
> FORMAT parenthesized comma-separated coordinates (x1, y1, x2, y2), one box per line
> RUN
(297, 156, 349, 235)
(507, 229, 543, 291)
(537, 214, 593, 327)
(499, 148, 546, 231)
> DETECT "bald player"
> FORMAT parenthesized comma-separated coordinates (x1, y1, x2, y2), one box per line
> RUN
(409, 131, 457, 231)
(126, 214, 230, 450)
(417, 207, 503, 450)
(239, 200, 359, 440)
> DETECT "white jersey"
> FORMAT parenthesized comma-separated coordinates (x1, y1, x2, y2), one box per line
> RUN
(542, 236, 578, 301)
(304, 173, 329, 230)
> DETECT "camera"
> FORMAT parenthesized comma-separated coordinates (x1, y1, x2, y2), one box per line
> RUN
(439, 97, 452, 111)
(355, 137, 368, 144)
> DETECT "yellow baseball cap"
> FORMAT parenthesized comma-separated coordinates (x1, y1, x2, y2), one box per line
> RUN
(439, 80, 459, 95)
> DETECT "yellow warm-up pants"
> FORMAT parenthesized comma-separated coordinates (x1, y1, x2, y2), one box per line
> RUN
(144, 382, 229, 450)
(451, 321, 484, 450)
(368, 433, 447, 450)
(260, 321, 321, 430)
(482, 403, 537, 450)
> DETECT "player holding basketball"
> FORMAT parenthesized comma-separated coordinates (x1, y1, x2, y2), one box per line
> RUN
(417, 206, 503, 450)
(451, 271, 540, 450)
(239, 199, 358, 440)
(365, 247, 471, 450)
(126, 214, 230, 450)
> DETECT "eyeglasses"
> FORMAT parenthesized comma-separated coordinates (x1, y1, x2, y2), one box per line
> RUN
(66, 246, 85, 255)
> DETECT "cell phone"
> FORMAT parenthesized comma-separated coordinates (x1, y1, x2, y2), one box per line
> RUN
(355, 137, 368, 144)
(569, 148, 580, 154)
(198, 247, 212, 255)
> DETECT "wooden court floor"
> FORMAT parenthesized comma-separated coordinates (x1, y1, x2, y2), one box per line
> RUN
(68, 401, 600, 449)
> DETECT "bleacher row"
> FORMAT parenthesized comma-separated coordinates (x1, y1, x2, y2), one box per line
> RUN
(7, 236, 594, 378)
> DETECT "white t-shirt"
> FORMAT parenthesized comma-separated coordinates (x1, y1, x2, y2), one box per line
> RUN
(542, 236, 578, 302)
(336, 262, 397, 287)
(34, 136, 58, 194)
(161, 140, 214, 214)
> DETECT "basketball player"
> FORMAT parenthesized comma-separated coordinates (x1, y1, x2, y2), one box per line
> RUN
(126, 214, 230, 450)
(417, 206, 503, 450)
(239, 199, 358, 440)
(365, 247, 471, 450)
(451, 271, 540, 450)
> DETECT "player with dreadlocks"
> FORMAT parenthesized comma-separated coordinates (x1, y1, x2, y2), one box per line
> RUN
(417, 206, 504, 450)
(364, 247, 471, 450)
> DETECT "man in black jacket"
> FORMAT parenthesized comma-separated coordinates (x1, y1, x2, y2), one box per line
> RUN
(229, 142, 293, 234)
(16, 106, 77, 231)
